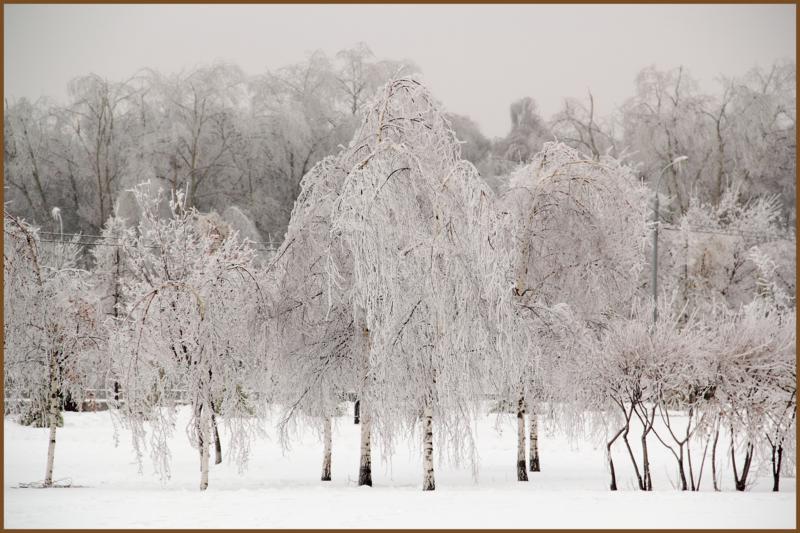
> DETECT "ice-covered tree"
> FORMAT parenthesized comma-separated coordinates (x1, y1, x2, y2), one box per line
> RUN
(334, 42, 419, 117)
(551, 90, 618, 160)
(660, 189, 795, 316)
(579, 296, 730, 492)
(106, 184, 265, 490)
(620, 66, 712, 215)
(489, 142, 650, 480)
(724, 61, 796, 225)
(59, 74, 142, 231)
(143, 64, 248, 210)
(330, 78, 496, 490)
(707, 299, 795, 491)
(4, 211, 100, 487)
(90, 214, 131, 400)
(267, 156, 354, 482)
(272, 78, 495, 490)
(4, 98, 56, 224)
(644, 182, 796, 492)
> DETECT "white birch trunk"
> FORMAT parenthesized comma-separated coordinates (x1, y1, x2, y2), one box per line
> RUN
(212, 413, 222, 465)
(512, 203, 533, 483)
(354, 305, 372, 487)
(196, 406, 204, 467)
(359, 414, 372, 486)
(513, 204, 536, 297)
(529, 410, 540, 472)
(422, 407, 435, 491)
(321, 416, 332, 481)
(199, 418, 210, 491)
(517, 397, 528, 481)
(43, 351, 60, 487)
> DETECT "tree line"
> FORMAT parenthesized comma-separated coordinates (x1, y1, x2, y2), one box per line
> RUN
(4, 72, 795, 494)
(4, 44, 416, 246)
(6, 48, 794, 250)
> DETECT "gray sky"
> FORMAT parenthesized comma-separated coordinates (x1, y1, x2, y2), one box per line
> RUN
(5, 4, 795, 138)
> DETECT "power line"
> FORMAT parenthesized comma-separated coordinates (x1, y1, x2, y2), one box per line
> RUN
(660, 223, 794, 242)
(37, 231, 281, 248)
(36, 223, 791, 251)
(672, 222, 792, 237)
(38, 238, 279, 252)
(39, 238, 156, 249)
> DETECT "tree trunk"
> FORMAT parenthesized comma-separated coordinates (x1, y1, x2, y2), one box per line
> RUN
(199, 419, 210, 491)
(112, 247, 122, 403)
(677, 448, 688, 491)
(641, 434, 652, 491)
(355, 304, 372, 487)
(359, 412, 372, 486)
(422, 407, 435, 491)
(686, 439, 697, 491)
(684, 407, 696, 491)
(354, 400, 360, 425)
(516, 397, 528, 481)
(212, 413, 222, 465)
(321, 416, 332, 481)
(731, 439, 754, 492)
(622, 428, 644, 490)
(608, 451, 617, 491)
(196, 408, 204, 467)
(711, 421, 721, 491)
(772, 444, 783, 492)
(693, 431, 711, 492)
(607, 426, 626, 491)
(43, 351, 60, 488)
(529, 410, 540, 472)
(640, 407, 655, 491)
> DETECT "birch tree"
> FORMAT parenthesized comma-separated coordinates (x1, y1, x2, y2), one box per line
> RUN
(106, 183, 265, 490)
(331, 78, 496, 490)
(267, 156, 354, 482)
(490, 142, 650, 480)
(272, 78, 494, 490)
(4, 211, 100, 487)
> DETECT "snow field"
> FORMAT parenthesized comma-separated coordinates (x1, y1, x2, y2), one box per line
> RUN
(4, 405, 795, 528)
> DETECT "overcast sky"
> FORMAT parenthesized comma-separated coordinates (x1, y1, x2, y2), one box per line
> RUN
(5, 4, 795, 138)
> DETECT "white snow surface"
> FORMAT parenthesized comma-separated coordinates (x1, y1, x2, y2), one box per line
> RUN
(4, 406, 796, 529)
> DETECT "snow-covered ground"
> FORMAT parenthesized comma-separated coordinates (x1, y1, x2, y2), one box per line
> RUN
(4, 406, 795, 528)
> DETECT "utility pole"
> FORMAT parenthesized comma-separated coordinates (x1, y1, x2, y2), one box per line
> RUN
(651, 156, 687, 325)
